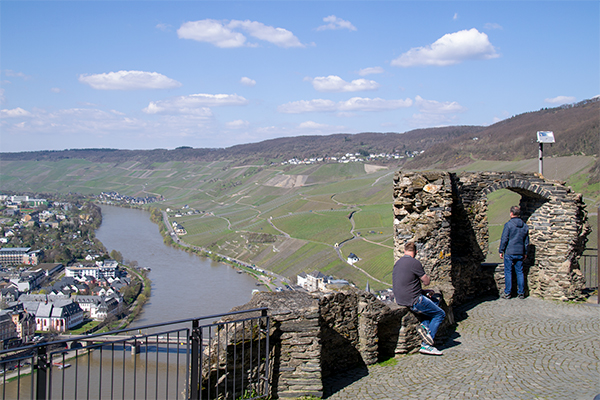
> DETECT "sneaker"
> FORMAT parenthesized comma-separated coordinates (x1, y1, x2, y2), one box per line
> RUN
(518, 294, 525, 299)
(416, 324, 434, 346)
(419, 344, 443, 356)
(501, 292, 511, 300)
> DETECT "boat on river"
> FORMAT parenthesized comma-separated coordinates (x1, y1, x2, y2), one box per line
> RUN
(53, 362, 71, 369)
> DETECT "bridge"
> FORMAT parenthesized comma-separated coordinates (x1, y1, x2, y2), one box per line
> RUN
(56, 333, 209, 354)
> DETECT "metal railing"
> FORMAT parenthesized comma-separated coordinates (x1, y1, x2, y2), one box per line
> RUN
(0, 308, 270, 400)
(580, 249, 598, 289)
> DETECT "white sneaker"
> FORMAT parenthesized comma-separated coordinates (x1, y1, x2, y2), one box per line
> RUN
(416, 324, 434, 346)
(419, 345, 443, 356)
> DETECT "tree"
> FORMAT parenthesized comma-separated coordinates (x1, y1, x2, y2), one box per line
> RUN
(110, 249, 123, 263)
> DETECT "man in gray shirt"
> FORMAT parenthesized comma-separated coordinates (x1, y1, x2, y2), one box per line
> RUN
(393, 242, 446, 356)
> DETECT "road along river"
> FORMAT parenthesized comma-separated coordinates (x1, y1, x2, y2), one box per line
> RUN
(95, 204, 260, 326)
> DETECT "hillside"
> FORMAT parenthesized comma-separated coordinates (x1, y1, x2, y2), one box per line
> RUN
(408, 98, 599, 175)
(0, 126, 483, 166)
(0, 98, 598, 292)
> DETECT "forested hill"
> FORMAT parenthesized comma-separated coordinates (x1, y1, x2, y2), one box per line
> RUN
(409, 98, 599, 170)
(0, 126, 482, 165)
(1, 98, 598, 173)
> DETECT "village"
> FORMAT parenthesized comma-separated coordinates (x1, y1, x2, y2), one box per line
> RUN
(0, 194, 142, 351)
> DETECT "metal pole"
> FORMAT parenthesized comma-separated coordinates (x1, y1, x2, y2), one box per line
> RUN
(597, 206, 599, 304)
(35, 345, 48, 400)
(190, 320, 200, 400)
(538, 142, 544, 175)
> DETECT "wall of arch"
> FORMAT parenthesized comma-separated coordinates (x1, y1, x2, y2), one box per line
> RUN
(393, 170, 589, 304)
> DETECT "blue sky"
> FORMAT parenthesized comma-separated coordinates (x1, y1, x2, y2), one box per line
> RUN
(1, 1, 598, 153)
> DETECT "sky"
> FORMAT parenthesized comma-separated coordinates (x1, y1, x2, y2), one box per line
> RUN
(1, 1, 598, 153)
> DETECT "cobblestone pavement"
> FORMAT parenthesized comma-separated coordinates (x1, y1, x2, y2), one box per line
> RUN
(324, 296, 600, 400)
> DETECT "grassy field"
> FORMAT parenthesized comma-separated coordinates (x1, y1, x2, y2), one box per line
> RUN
(1, 155, 597, 291)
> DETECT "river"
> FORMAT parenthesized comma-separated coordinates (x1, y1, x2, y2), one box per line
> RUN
(94, 204, 261, 326)
(3, 205, 263, 399)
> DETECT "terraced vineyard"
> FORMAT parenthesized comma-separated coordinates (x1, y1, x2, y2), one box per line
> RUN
(1, 155, 597, 292)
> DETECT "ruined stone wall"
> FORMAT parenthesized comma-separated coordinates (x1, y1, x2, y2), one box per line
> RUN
(393, 170, 590, 304)
(218, 289, 453, 399)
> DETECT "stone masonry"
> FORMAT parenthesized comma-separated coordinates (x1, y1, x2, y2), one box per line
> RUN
(393, 170, 590, 304)
(213, 289, 453, 399)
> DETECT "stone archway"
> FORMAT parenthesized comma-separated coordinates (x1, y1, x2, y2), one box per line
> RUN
(393, 171, 589, 304)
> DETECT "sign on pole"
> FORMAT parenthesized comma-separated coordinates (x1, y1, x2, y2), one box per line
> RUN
(536, 131, 555, 175)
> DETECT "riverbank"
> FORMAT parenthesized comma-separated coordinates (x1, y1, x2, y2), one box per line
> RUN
(154, 208, 291, 292)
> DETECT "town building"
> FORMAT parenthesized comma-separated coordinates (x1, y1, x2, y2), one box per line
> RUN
(75, 295, 122, 321)
(9, 268, 46, 292)
(0, 247, 42, 266)
(297, 271, 350, 292)
(65, 260, 119, 280)
(0, 312, 18, 344)
(11, 310, 35, 343)
(20, 296, 84, 332)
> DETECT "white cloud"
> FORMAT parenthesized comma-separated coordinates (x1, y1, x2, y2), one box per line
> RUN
(79, 71, 182, 90)
(226, 119, 250, 129)
(178, 19, 303, 48)
(228, 20, 304, 48)
(278, 99, 338, 114)
(278, 97, 412, 114)
(453, 13, 459, 20)
(178, 20, 246, 48)
(339, 97, 412, 111)
(240, 77, 256, 87)
(3, 70, 32, 80)
(310, 76, 380, 92)
(0, 107, 32, 118)
(298, 121, 328, 129)
(484, 23, 503, 30)
(156, 23, 171, 32)
(391, 28, 499, 67)
(143, 93, 248, 115)
(51, 88, 61, 93)
(358, 67, 384, 76)
(406, 96, 466, 127)
(316, 15, 357, 31)
(0, 105, 222, 151)
(415, 95, 466, 113)
(544, 95, 576, 105)
(0, 88, 4, 105)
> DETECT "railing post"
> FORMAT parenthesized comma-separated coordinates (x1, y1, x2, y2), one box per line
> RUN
(262, 308, 270, 398)
(190, 319, 201, 400)
(35, 345, 49, 400)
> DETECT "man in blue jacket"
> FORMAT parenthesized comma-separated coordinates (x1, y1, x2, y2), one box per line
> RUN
(499, 205, 530, 299)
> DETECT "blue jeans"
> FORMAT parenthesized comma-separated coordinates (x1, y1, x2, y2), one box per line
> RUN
(504, 254, 525, 295)
(411, 295, 446, 342)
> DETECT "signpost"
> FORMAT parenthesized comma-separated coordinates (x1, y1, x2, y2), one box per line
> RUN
(536, 131, 555, 175)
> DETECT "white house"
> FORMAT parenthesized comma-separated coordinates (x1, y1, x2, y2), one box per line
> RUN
(26, 300, 84, 332)
(347, 253, 359, 265)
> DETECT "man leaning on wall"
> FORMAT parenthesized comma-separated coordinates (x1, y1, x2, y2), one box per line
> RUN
(392, 242, 446, 356)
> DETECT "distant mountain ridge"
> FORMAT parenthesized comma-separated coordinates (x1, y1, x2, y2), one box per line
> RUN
(1, 98, 598, 175)
(0, 126, 483, 165)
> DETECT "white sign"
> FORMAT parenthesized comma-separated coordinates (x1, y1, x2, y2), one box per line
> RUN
(536, 131, 555, 143)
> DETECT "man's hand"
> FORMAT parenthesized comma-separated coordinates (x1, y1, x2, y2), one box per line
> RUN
(499, 253, 504, 259)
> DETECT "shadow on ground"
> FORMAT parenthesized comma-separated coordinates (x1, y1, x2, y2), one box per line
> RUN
(322, 294, 499, 398)
(322, 366, 369, 398)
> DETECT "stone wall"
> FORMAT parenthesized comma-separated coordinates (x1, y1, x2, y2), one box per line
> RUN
(393, 170, 590, 304)
(214, 289, 453, 399)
